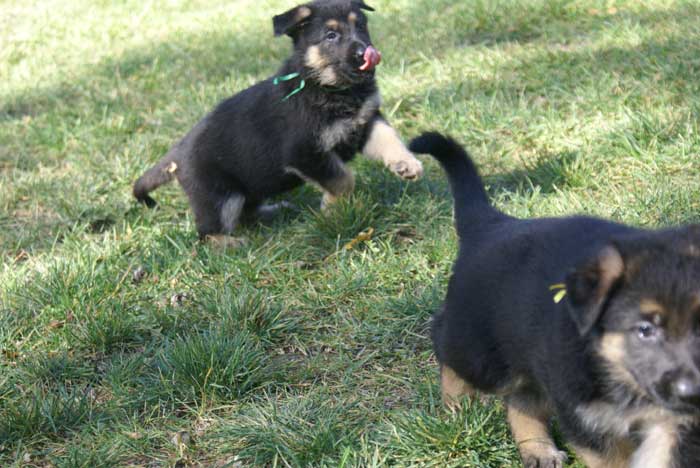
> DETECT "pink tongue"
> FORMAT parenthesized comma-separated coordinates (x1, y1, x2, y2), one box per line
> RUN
(359, 46, 382, 71)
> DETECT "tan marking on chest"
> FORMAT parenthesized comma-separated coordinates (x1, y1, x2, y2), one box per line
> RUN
(573, 444, 632, 468)
(319, 92, 381, 151)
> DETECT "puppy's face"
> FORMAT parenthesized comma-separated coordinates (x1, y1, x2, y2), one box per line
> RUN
(567, 227, 700, 414)
(273, 1, 381, 87)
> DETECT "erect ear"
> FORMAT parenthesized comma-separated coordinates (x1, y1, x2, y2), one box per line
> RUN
(565, 245, 625, 336)
(273, 4, 313, 37)
(351, 0, 375, 11)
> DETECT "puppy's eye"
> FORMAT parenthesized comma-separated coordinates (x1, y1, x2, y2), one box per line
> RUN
(325, 31, 340, 41)
(637, 322, 659, 341)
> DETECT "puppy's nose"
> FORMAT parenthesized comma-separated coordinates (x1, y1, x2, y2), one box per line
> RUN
(674, 377, 700, 406)
(353, 44, 366, 62)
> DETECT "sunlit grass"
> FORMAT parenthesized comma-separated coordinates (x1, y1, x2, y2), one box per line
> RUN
(2, 0, 699, 465)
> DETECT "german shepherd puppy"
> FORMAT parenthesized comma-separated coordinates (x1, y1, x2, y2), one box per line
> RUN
(133, 0, 423, 245)
(410, 132, 700, 468)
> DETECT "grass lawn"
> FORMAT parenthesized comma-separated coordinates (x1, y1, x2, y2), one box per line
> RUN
(2, 0, 700, 466)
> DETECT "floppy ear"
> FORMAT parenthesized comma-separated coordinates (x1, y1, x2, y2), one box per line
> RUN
(273, 4, 313, 37)
(565, 245, 625, 335)
(352, 0, 375, 11)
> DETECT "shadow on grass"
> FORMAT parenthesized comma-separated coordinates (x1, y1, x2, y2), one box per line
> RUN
(0, 21, 283, 122)
(5, 0, 699, 128)
(492, 150, 584, 195)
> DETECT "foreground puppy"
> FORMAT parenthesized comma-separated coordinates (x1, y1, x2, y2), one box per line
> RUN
(133, 0, 423, 245)
(410, 132, 700, 468)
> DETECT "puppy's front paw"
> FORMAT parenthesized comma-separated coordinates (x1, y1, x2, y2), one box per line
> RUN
(389, 156, 423, 180)
(521, 445, 567, 468)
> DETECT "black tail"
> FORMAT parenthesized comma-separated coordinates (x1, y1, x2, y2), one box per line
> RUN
(409, 132, 494, 233)
(132, 151, 178, 208)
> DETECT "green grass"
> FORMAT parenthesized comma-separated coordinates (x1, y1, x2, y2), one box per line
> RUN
(1, 0, 699, 466)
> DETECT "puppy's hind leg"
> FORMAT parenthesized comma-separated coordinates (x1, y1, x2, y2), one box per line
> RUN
(507, 393, 567, 468)
(190, 190, 247, 249)
(208, 193, 248, 249)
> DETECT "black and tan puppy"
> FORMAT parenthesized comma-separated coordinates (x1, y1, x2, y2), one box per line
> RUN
(410, 132, 700, 468)
(133, 0, 423, 245)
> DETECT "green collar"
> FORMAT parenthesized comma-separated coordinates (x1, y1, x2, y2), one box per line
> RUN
(273, 72, 306, 101)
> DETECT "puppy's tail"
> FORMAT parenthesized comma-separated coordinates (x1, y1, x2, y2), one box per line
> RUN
(409, 132, 495, 233)
(133, 151, 178, 208)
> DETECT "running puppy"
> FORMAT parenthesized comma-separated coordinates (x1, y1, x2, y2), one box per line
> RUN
(410, 132, 700, 468)
(133, 0, 423, 245)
